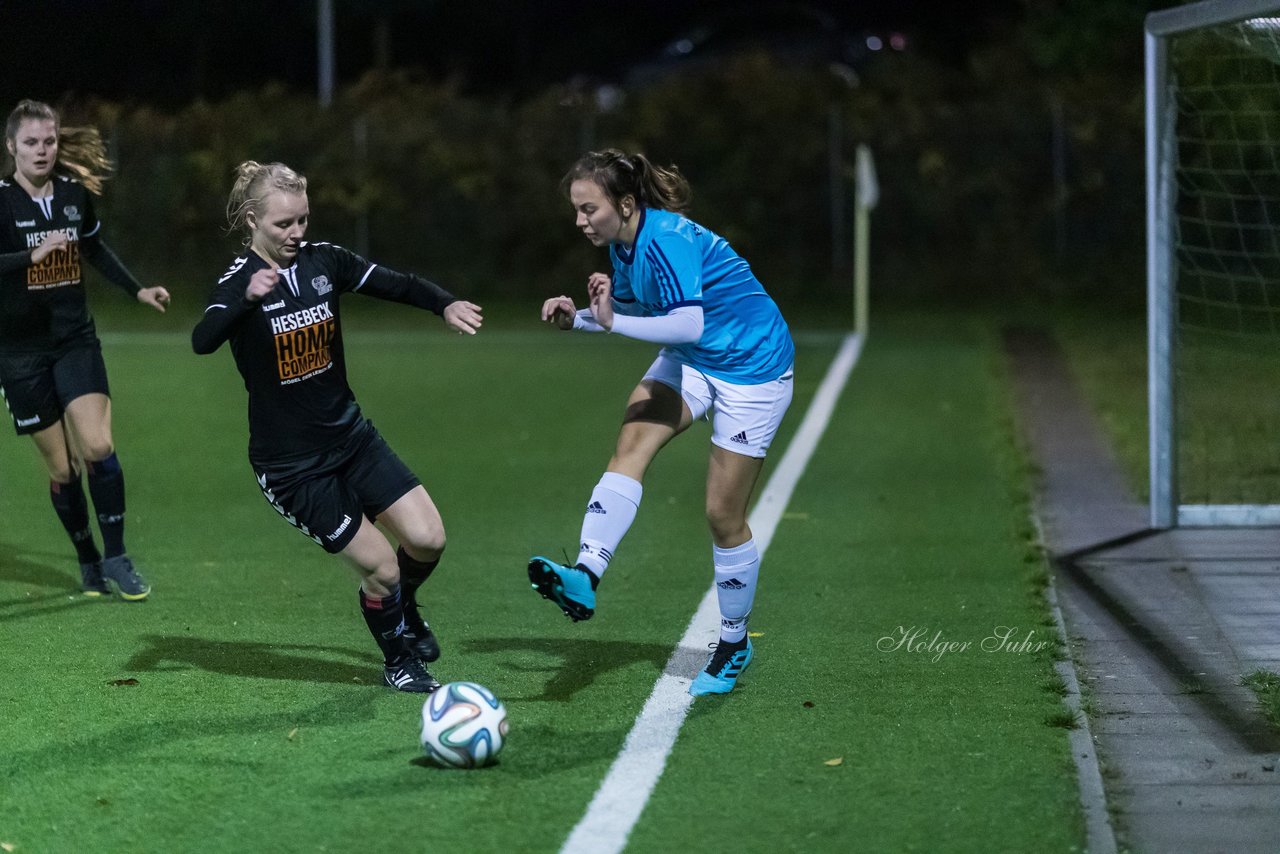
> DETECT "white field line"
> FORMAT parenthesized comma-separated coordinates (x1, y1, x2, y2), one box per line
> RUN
(561, 332, 865, 854)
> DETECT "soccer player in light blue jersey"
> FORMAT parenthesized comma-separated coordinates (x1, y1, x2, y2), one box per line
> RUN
(529, 149, 795, 697)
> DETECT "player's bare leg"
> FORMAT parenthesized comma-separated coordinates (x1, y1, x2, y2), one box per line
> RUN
(377, 486, 446, 661)
(529, 380, 693, 620)
(705, 445, 765, 548)
(341, 517, 439, 693)
(691, 446, 766, 697)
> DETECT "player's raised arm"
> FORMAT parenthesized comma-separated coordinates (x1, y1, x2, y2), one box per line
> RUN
(77, 195, 171, 312)
(323, 242, 483, 335)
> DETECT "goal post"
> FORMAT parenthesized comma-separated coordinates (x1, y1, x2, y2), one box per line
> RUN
(854, 144, 878, 339)
(1146, 0, 1280, 527)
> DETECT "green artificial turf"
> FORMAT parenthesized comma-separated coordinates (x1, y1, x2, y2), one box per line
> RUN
(1053, 309, 1280, 506)
(1242, 670, 1280, 731)
(0, 306, 1084, 853)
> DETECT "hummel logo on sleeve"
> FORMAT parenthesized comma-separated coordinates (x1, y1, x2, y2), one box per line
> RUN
(586, 500, 606, 514)
(730, 431, 749, 445)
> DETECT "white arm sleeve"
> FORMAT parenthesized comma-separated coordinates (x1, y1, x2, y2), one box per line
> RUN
(572, 308, 606, 332)
(609, 305, 704, 345)
(570, 299, 650, 333)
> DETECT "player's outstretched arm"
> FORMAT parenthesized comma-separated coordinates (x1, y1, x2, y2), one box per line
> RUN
(540, 295, 577, 330)
(443, 300, 483, 335)
(136, 286, 171, 313)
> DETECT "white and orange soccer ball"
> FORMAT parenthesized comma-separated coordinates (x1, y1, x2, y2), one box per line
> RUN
(420, 681, 509, 768)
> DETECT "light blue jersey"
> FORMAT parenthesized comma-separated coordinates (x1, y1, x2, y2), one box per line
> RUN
(609, 208, 794, 384)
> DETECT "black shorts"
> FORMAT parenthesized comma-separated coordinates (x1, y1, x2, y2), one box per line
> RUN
(252, 421, 421, 554)
(0, 344, 110, 436)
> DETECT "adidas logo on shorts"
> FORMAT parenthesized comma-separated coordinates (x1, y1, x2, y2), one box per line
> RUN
(730, 431, 749, 445)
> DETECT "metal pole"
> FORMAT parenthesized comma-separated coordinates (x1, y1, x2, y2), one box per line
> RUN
(318, 0, 335, 108)
(1146, 28, 1177, 527)
(854, 145, 878, 339)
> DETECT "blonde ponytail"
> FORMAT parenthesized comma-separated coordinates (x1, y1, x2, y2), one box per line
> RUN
(226, 161, 308, 241)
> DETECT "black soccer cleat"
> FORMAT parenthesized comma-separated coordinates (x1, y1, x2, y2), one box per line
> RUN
(383, 656, 441, 693)
(403, 622, 441, 663)
(101, 555, 150, 601)
(80, 562, 112, 597)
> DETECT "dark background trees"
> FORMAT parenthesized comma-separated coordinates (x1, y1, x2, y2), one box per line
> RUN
(0, 1, 1178, 310)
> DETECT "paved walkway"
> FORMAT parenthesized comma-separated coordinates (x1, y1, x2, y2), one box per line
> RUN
(1005, 327, 1280, 854)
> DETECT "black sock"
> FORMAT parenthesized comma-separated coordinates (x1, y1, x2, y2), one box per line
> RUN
(396, 547, 439, 632)
(49, 475, 101, 565)
(86, 453, 126, 559)
(359, 583, 410, 666)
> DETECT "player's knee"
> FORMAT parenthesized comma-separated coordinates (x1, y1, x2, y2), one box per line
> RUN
(706, 501, 747, 543)
(48, 462, 77, 483)
(368, 560, 401, 592)
(401, 528, 446, 562)
(81, 440, 116, 463)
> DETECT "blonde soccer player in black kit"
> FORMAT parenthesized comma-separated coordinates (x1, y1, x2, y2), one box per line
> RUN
(192, 161, 483, 693)
(0, 99, 170, 600)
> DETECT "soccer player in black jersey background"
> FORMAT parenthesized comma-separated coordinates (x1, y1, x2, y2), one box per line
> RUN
(0, 100, 170, 600)
(192, 161, 482, 693)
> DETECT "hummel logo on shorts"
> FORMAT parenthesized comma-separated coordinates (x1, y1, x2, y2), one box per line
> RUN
(730, 431, 749, 444)
(586, 500, 606, 514)
(717, 578, 747, 590)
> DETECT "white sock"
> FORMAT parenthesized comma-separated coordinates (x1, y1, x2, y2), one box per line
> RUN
(576, 472, 642, 578)
(714, 539, 759, 644)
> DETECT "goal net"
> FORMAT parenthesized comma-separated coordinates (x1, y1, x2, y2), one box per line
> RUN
(1147, 0, 1280, 525)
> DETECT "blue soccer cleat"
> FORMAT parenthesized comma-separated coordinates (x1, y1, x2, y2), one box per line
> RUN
(689, 638, 753, 696)
(527, 556, 596, 622)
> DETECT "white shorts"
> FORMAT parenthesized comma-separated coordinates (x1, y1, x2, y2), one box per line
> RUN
(643, 353, 794, 458)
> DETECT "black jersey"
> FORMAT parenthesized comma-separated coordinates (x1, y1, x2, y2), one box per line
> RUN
(0, 175, 141, 354)
(192, 241, 456, 465)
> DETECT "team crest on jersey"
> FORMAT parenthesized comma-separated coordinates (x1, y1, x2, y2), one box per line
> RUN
(311, 275, 332, 295)
(63, 206, 81, 222)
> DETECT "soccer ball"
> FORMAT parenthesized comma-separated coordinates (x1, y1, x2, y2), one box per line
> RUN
(420, 681, 509, 768)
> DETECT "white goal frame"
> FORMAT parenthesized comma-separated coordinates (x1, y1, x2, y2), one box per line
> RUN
(1146, 0, 1280, 527)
